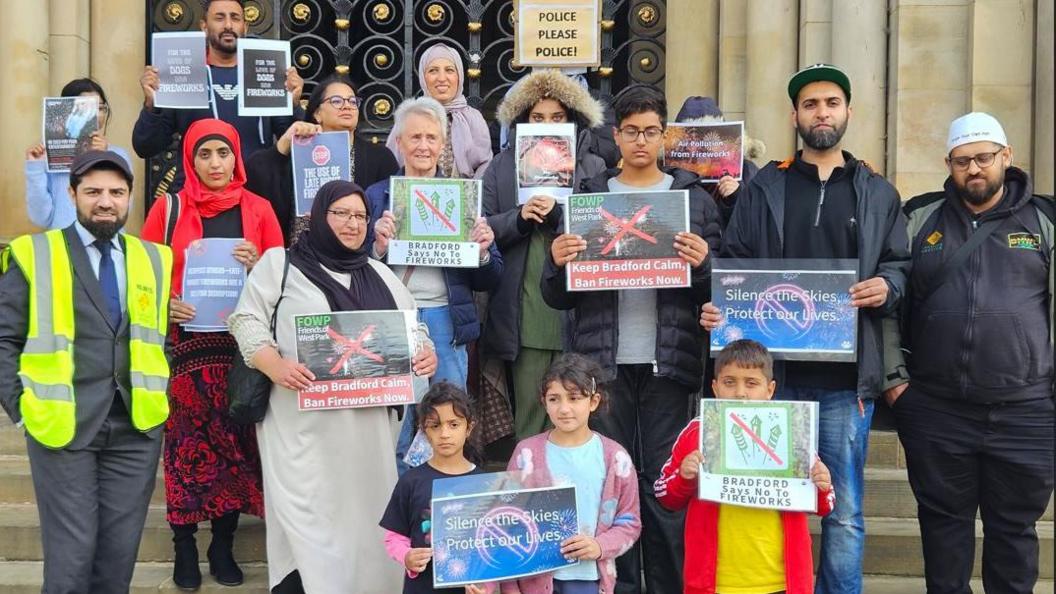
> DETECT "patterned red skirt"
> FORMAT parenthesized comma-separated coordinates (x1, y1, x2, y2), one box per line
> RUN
(163, 329, 264, 525)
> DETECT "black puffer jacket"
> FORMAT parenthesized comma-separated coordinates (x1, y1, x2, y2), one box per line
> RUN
(540, 167, 722, 390)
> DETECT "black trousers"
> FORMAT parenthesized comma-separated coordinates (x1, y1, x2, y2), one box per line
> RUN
(590, 364, 691, 594)
(894, 385, 1055, 594)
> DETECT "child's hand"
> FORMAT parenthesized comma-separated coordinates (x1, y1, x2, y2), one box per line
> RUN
(680, 450, 705, 480)
(465, 585, 487, 594)
(404, 547, 432, 573)
(560, 534, 602, 561)
(811, 457, 832, 493)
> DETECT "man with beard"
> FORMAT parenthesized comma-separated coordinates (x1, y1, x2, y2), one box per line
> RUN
(700, 64, 910, 593)
(882, 113, 1054, 593)
(134, 0, 303, 192)
(0, 151, 173, 593)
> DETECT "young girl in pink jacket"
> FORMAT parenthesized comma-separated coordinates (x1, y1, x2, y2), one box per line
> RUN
(502, 354, 642, 594)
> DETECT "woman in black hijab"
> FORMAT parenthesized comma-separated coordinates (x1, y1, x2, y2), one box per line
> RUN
(229, 180, 436, 593)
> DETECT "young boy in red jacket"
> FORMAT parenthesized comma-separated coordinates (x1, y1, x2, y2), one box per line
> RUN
(654, 339, 835, 594)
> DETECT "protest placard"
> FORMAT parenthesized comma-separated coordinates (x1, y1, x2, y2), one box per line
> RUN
(291, 131, 352, 216)
(710, 258, 859, 362)
(237, 38, 291, 116)
(697, 398, 820, 512)
(516, 123, 577, 204)
(43, 96, 99, 173)
(181, 238, 245, 332)
(151, 32, 210, 109)
(387, 177, 482, 268)
(564, 190, 691, 291)
(514, 0, 601, 67)
(432, 472, 578, 587)
(294, 310, 416, 411)
(663, 122, 744, 181)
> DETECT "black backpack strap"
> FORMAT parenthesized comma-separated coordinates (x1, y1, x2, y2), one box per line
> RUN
(917, 217, 1003, 303)
(163, 193, 181, 246)
(269, 250, 291, 338)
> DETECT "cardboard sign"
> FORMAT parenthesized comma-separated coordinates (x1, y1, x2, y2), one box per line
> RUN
(432, 472, 578, 587)
(387, 176, 483, 268)
(697, 399, 820, 512)
(291, 131, 352, 216)
(514, 0, 601, 67)
(516, 123, 577, 204)
(294, 310, 416, 411)
(43, 96, 99, 173)
(564, 191, 691, 291)
(710, 258, 859, 362)
(151, 32, 210, 109)
(663, 122, 744, 181)
(181, 238, 245, 332)
(237, 38, 292, 116)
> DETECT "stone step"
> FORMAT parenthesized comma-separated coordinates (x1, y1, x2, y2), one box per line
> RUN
(810, 516, 1054, 579)
(0, 503, 267, 563)
(0, 455, 167, 505)
(866, 430, 905, 469)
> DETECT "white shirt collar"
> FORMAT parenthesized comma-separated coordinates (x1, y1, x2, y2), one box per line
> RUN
(73, 221, 123, 252)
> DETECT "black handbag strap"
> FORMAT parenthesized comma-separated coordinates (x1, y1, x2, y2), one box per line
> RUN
(918, 217, 1002, 302)
(269, 250, 291, 338)
(163, 193, 180, 246)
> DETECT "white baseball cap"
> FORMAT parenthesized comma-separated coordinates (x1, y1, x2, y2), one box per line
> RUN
(947, 112, 1008, 153)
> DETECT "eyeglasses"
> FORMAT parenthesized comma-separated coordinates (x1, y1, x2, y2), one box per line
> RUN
(325, 95, 359, 110)
(947, 148, 1003, 171)
(617, 126, 664, 143)
(326, 209, 369, 224)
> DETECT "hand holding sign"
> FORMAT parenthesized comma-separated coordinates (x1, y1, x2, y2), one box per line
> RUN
(679, 449, 705, 481)
(231, 240, 259, 270)
(521, 195, 557, 223)
(674, 231, 709, 268)
(470, 217, 495, 260)
(412, 347, 438, 378)
(285, 66, 304, 104)
(716, 176, 740, 199)
(699, 302, 722, 331)
(551, 233, 587, 267)
(811, 456, 832, 493)
(560, 534, 602, 561)
(140, 65, 160, 109)
(849, 276, 889, 308)
(373, 210, 396, 256)
(405, 547, 432, 573)
(277, 121, 322, 156)
(169, 299, 196, 324)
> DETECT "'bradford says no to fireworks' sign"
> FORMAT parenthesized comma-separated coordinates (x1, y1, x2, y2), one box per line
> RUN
(697, 399, 820, 512)
(388, 177, 483, 268)
(710, 258, 859, 362)
(431, 472, 579, 587)
(564, 191, 691, 291)
(294, 310, 416, 411)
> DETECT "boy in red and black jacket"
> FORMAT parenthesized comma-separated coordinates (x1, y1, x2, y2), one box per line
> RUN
(654, 340, 836, 594)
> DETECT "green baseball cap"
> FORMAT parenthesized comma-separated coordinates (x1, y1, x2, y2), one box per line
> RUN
(788, 63, 851, 104)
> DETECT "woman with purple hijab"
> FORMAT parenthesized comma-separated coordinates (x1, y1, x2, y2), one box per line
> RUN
(386, 43, 494, 178)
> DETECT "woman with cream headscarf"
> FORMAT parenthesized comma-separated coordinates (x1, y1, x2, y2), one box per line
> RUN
(386, 43, 494, 179)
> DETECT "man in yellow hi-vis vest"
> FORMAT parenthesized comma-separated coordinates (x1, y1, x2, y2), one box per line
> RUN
(0, 151, 172, 593)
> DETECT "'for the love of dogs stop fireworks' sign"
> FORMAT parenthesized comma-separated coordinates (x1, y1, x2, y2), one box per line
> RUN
(294, 310, 416, 411)
(431, 471, 579, 587)
(564, 190, 691, 291)
(710, 258, 859, 362)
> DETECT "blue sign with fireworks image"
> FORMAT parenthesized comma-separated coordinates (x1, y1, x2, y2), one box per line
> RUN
(431, 472, 578, 588)
(710, 258, 859, 362)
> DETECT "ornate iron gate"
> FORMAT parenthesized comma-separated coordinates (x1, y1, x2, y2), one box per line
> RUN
(145, 0, 666, 200)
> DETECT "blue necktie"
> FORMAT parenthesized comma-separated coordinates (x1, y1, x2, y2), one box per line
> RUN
(94, 239, 122, 328)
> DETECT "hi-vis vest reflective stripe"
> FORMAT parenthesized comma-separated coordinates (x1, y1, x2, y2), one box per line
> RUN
(1, 230, 173, 449)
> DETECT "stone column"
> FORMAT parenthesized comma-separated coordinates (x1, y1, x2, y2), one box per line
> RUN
(1034, 0, 1054, 194)
(799, 0, 832, 66)
(745, 0, 798, 160)
(665, 0, 719, 114)
(91, 0, 147, 231)
(832, 0, 887, 172)
(717, 0, 748, 123)
(0, 1, 50, 241)
(48, 0, 91, 94)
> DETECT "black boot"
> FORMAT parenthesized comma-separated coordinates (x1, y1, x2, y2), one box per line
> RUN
(171, 523, 202, 591)
(207, 511, 244, 586)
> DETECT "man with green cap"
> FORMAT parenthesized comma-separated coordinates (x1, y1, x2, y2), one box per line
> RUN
(700, 63, 910, 593)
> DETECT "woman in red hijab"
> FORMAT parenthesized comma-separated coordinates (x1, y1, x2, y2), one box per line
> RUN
(142, 119, 283, 589)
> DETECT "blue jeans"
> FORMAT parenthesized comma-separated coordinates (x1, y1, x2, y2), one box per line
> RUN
(395, 305, 468, 476)
(779, 387, 873, 594)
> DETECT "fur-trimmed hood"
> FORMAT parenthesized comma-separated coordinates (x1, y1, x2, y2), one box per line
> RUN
(497, 69, 605, 129)
(680, 115, 766, 161)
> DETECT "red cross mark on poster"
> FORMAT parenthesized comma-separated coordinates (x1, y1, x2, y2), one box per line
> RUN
(730, 412, 784, 466)
(326, 325, 384, 373)
(599, 205, 657, 255)
(414, 189, 457, 232)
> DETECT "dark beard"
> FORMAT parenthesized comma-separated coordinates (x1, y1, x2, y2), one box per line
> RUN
(209, 31, 238, 56)
(798, 120, 848, 151)
(954, 174, 1004, 207)
(78, 212, 127, 242)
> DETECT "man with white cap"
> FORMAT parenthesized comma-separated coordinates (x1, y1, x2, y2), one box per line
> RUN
(883, 112, 1054, 593)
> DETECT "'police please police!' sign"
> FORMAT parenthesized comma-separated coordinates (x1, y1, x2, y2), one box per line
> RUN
(515, 0, 601, 67)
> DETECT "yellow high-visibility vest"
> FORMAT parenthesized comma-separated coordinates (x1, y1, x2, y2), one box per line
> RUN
(1, 230, 172, 449)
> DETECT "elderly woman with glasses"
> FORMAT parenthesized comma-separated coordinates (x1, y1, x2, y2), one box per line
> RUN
(367, 97, 503, 474)
(246, 75, 399, 243)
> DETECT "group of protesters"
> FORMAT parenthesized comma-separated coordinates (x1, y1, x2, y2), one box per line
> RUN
(1, 1, 1052, 594)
